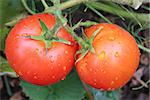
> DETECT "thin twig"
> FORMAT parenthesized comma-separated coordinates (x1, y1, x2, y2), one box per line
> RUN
(21, 0, 35, 14)
(81, 81, 94, 100)
(41, 0, 49, 9)
(133, 76, 149, 89)
(138, 44, 150, 53)
(4, 75, 12, 96)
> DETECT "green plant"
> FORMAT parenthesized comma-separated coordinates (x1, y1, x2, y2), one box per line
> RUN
(0, 0, 149, 100)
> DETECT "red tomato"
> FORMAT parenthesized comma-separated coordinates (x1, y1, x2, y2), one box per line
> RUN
(76, 23, 140, 90)
(5, 14, 77, 86)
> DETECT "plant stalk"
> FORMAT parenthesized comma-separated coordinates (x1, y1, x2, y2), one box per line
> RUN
(44, 0, 91, 13)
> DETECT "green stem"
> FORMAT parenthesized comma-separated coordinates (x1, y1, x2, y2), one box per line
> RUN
(86, 1, 150, 23)
(64, 25, 86, 47)
(85, 3, 112, 23)
(138, 44, 150, 53)
(4, 75, 12, 96)
(44, 0, 91, 13)
(41, 0, 49, 9)
(21, 0, 35, 14)
(81, 81, 94, 100)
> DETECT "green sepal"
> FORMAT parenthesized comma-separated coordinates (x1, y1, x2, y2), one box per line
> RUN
(55, 10, 68, 26)
(72, 21, 98, 30)
(52, 37, 71, 45)
(72, 20, 83, 30)
(74, 48, 85, 60)
(89, 26, 103, 43)
(81, 28, 88, 41)
(75, 49, 89, 65)
(39, 19, 48, 36)
(30, 35, 43, 40)
(44, 40, 52, 54)
(79, 21, 98, 27)
(48, 17, 61, 35)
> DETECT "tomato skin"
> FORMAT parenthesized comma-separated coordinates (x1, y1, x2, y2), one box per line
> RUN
(76, 23, 140, 90)
(5, 14, 78, 86)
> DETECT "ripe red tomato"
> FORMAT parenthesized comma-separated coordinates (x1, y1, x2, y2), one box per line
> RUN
(5, 14, 77, 86)
(76, 23, 140, 90)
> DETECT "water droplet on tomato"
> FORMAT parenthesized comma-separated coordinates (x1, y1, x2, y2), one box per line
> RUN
(115, 77, 118, 80)
(94, 79, 97, 82)
(114, 52, 119, 57)
(33, 73, 36, 75)
(63, 66, 67, 71)
(35, 48, 39, 54)
(103, 71, 106, 74)
(69, 60, 71, 63)
(27, 71, 30, 74)
(49, 57, 54, 63)
(50, 66, 54, 70)
(58, 64, 61, 66)
(98, 51, 106, 60)
(107, 88, 112, 91)
(18, 71, 23, 76)
(89, 68, 93, 72)
(52, 76, 55, 79)
(100, 88, 104, 91)
(13, 63, 16, 66)
(61, 76, 66, 80)
(21, 33, 28, 37)
(34, 76, 38, 79)
(108, 36, 115, 41)
(65, 51, 68, 54)
(111, 81, 114, 85)
(94, 82, 97, 85)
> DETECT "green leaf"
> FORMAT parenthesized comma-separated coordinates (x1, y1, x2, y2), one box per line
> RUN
(0, 0, 25, 27)
(20, 72, 85, 100)
(90, 87, 120, 100)
(0, 27, 10, 51)
(0, 56, 16, 77)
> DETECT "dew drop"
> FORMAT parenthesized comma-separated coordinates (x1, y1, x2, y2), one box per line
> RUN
(111, 81, 114, 85)
(18, 71, 23, 76)
(65, 51, 68, 54)
(69, 60, 71, 63)
(114, 52, 119, 57)
(58, 64, 61, 66)
(107, 88, 112, 91)
(115, 77, 118, 80)
(103, 71, 106, 74)
(89, 68, 93, 72)
(98, 51, 106, 60)
(52, 76, 55, 79)
(94, 82, 97, 85)
(21, 33, 28, 37)
(34, 76, 38, 79)
(108, 36, 115, 41)
(61, 76, 66, 80)
(94, 79, 97, 82)
(27, 71, 30, 74)
(50, 66, 54, 70)
(33, 73, 36, 75)
(35, 48, 39, 54)
(13, 63, 16, 66)
(63, 66, 67, 71)
(100, 88, 104, 91)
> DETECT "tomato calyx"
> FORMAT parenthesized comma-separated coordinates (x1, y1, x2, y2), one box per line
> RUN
(26, 19, 71, 53)
(54, 10, 103, 63)
(75, 27, 103, 64)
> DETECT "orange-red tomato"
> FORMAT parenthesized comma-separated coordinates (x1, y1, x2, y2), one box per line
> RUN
(76, 23, 140, 90)
(5, 14, 77, 86)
